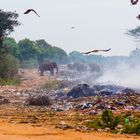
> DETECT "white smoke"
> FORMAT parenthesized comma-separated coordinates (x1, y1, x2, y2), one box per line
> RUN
(97, 62, 140, 89)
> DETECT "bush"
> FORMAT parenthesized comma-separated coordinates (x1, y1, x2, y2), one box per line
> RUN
(85, 119, 102, 131)
(101, 109, 120, 130)
(20, 58, 38, 68)
(122, 120, 140, 135)
(0, 54, 18, 79)
(0, 77, 20, 86)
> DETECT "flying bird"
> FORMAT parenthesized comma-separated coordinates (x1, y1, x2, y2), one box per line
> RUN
(130, 0, 139, 5)
(136, 14, 140, 20)
(71, 27, 75, 29)
(24, 9, 40, 17)
(82, 48, 111, 54)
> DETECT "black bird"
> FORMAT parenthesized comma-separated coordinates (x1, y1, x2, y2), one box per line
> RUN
(82, 48, 111, 54)
(130, 0, 139, 5)
(71, 27, 75, 29)
(136, 14, 140, 20)
(24, 9, 40, 17)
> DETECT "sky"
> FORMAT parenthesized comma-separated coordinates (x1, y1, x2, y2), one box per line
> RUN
(1, 0, 140, 56)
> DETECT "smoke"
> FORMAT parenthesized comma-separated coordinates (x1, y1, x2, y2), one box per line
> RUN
(96, 62, 140, 89)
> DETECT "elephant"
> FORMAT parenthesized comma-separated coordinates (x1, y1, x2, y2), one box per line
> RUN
(67, 63, 87, 72)
(39, 62, 58, 76)
(89, 63, 101, 73)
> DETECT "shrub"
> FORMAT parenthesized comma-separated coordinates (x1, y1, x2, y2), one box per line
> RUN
(20, 58, 38, 68)
(0, 54, 18, 79)
(85, 119, 102, 130)
(122, 120, 140, 135)
(101, 109, 120, 130)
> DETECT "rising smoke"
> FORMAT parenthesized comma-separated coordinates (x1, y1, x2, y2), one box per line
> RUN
(96, 62, 140, 89)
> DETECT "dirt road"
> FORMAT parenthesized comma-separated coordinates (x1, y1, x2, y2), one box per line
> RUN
(0, 69, 50, 91)
(0, 122, 139, 140)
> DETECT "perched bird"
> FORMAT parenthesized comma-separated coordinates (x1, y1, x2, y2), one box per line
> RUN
(82, 48, 111, 54)
(136, 14, 140, 20)
(130, 0, 139, 5)
(24, 9, 40, 17)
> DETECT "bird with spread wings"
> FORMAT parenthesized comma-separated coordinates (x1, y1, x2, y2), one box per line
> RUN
(130, 0, 139, 5)
(82, 48, 111, 55)
(24, 9, 40, 17)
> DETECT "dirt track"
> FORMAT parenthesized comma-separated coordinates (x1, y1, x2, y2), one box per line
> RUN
(0, 69, 50, 91)
(0, 122, 139, 140)
(0, 69, 139, 140)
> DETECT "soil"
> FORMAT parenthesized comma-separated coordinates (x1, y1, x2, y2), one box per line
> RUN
(0, 69, 139, 140)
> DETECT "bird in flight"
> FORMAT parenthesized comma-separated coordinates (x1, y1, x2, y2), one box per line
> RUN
(82, 48, 111, 54)
(24, 9, 40, 17)
(136, 14, 140, 20)
(130, 0, 139, 5)
(71, 27, 75, 29)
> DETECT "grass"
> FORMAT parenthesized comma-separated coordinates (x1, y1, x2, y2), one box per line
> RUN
(0, 76, 20, 86)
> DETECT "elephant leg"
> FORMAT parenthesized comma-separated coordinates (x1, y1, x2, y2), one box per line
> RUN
(50, 69, 54, 75)
(40, 69, 44, 76)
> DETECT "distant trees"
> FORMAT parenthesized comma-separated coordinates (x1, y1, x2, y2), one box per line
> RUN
(127, 26, 140, 64)
(3, 37, 68, 68)
(18, 39, 41, 61)
(3, 37, 20, 58)
(127, 26, 140, 41)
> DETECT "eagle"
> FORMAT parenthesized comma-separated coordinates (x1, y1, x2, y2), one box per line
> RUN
(24, 9, 40, 17)
(82, 48, 111, 54)
(130, 0, 139, 5)
(136, 14, 140, 20)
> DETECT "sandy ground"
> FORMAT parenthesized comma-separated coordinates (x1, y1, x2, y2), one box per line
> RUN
(0, 122, 139, 140)
(0, 69, 139, 140)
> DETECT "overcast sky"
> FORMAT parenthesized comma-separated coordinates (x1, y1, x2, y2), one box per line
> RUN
(1, 0, 140, 56)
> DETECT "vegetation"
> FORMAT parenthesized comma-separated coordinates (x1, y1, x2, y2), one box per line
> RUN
(3, 37, 68, 68)
(0, 9, 20, 84)
(101, 109, 120, 130)
(85, 109, 140, 135)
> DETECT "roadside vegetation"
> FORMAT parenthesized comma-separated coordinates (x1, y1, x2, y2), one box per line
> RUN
(85, 109, 140, 135)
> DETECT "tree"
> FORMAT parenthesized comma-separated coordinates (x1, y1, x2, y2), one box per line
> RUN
(127, 26, 140, 41)
(0, 9, 20, 80)
(35, 39, 51, 64)
(47, 46, 68, 63)
(101, 109, 120, 130)
(3, 37, 20, 58)
(0, 9, 20, 49)
(18, 38, 41, 61)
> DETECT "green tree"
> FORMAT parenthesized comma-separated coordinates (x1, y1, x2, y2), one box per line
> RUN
(47, 46, 68, 63)
(0, 9, 20, 80)
(18, 38, 41, 61)
(3, 37, 20, 58)
(0, 9, 20, 49)
(101, 109, 120, 130)
(35, 39, 51, 64)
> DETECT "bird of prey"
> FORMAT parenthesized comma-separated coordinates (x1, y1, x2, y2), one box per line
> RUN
(24, 9, 40, 17)
(71, 27, 75, 29)
(82, 48, 111, 54)
(136, 14, 140, 20)
(130, 0, 139, 5)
